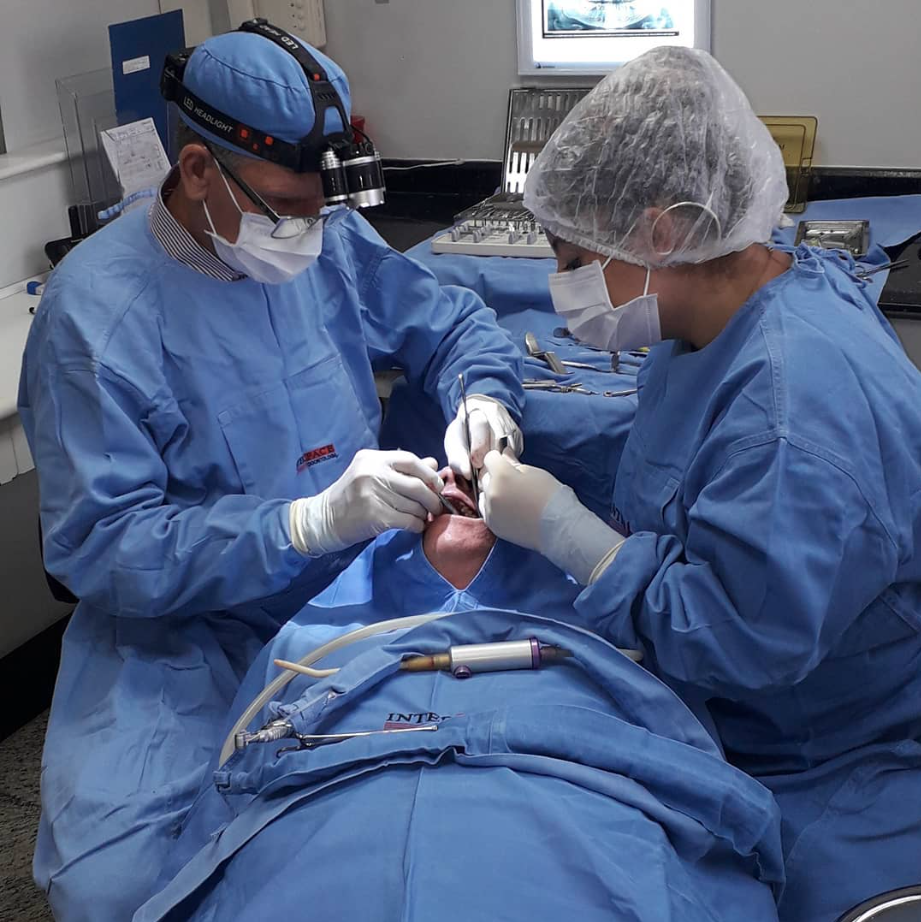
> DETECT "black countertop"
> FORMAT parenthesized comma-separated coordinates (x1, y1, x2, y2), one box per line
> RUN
(366, 160, 921, 315)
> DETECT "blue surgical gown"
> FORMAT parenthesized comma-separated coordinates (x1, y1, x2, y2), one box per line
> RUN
(576, 246, 921, 921)
(16, 205, 523, 922)
(136, 610, 784, 922)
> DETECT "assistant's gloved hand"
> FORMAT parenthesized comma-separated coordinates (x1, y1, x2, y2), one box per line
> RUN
(444, 396, 523, 480)
(479, 451, 625, 585)
(289, 449, 445, 556)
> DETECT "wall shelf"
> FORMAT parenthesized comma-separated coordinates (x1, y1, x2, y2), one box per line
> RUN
(0, 139, 67, 183)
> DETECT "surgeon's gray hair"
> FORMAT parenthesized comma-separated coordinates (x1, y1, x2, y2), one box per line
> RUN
(173, 121, 248, 171)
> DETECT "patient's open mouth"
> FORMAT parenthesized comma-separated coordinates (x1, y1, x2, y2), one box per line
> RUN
(440, 468, 480, 518)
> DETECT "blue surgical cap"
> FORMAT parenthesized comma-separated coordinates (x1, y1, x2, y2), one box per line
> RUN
(178, 30, 351, 161)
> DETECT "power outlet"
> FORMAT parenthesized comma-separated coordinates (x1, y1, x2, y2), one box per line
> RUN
(254, 0, 326, 46)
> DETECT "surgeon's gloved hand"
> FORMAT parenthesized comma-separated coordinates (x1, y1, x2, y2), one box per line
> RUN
(289, 450, 445, 556)
(444, 396, 523, 480)
(480, 451, 625, 585)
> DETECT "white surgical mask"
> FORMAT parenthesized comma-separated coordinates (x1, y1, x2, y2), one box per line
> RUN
(548, 256, 661, 353)
(204, 169, 323, 285)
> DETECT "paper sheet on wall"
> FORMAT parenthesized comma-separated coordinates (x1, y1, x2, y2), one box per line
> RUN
(100, 118, 170, 199)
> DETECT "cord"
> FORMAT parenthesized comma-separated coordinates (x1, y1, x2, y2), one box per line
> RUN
(219, 612, 451, 766)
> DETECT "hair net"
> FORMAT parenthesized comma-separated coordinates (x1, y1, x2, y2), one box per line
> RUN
(523, 47, 789, 268)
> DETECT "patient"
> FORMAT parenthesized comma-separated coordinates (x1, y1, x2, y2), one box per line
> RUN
(422, 467, 496, 588)
(295, 467, 586, 637)
(134, 477, 785, 922)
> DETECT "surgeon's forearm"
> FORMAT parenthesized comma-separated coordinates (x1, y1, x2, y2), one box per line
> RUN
(413, 289, 525, 423)
(43, 496, 315, 619)
(540, 486, 625, 586)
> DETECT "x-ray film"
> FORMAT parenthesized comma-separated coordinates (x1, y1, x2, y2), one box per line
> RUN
(544, 1, 678, 37)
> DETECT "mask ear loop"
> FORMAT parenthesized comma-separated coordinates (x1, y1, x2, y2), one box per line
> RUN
(600, 254, 651, 296)
(651, 197, 723, 259)
(214, 162, 245, 218)
(203, 160, 246, 241)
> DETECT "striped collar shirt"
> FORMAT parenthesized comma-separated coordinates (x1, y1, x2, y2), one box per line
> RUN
(148, 168, 243, 282)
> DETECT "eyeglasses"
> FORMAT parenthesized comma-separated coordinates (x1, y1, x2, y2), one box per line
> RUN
(206, 143, 325, 240)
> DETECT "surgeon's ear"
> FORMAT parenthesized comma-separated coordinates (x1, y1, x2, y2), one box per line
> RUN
(177, 143, 214, 203)
(640, 207, 679, 258)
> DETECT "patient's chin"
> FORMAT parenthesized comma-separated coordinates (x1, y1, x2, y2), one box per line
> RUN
(423, 514, 497, 590)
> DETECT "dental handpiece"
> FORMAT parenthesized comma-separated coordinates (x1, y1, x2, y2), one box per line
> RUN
(400, 638, 572, 679)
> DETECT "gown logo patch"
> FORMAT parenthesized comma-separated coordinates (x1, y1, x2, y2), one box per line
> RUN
(384, 712, 463, 729)
(297, 443, 338, 474)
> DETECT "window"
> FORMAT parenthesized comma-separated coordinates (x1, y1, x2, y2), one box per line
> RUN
(517, 0, 711, 75)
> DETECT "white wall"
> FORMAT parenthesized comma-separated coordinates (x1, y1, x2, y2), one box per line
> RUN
(324, 0, 527, 162)
(714, 1, 921, 169)
(1, 0, 160, 150)
(0, 0, 160, 289)
(325, 0, 921, 168)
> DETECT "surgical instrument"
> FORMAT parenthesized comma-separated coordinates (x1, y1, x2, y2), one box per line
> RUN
(436, 492, 460, 515)
(276, 725, 438, 755)
(528, 335, 628, 373)
(277, 639, 572, 682)
(856, 259, 910, 281)
(553, 327, 606, 351)
(458, 373, 480, 507)
(553, 327, 646, 357)
(559, 359, 617, 372)
(222, 613, 452, 766)
(523, 379, 585, 392)
(523, 379, 638, 398)
(224, 613, 644, 766)
(409, 452, 461, 515)
(525, 332, 569, 375)
(234, 719, 438, 755)
(401, 638, 572, 679)
(611, 354, 641, 375)
(795, 219, 870, 258)
(551, 327, 645, 375)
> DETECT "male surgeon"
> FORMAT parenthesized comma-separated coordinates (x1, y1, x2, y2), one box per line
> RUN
(18, 21, 523, 922)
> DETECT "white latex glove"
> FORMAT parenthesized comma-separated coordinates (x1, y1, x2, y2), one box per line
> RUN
(480, 451, 625, 585)
(289, 449, 444, 556)
(444, 395, 523, 480)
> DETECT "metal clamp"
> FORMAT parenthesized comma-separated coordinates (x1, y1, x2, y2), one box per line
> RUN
(277, 724, 438, 756)
(855, 259, 910, 281)
(523, 379, 638, 398)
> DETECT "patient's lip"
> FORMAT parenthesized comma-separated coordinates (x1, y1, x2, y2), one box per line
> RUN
(440, 468, 479, 517)
(443, 485, 478, 517)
